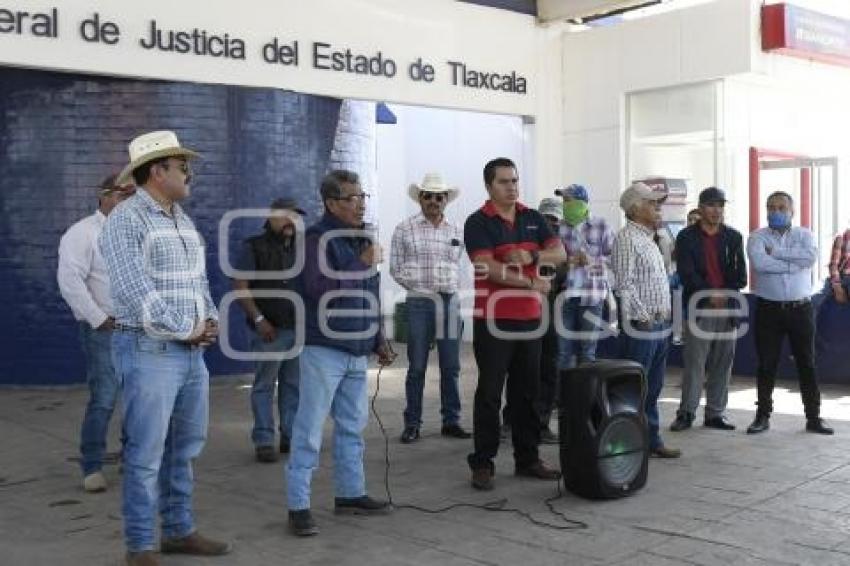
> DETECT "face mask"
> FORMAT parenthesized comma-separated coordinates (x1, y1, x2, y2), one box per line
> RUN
(563, 200, 589, 226)
(767, 211, 791, 230)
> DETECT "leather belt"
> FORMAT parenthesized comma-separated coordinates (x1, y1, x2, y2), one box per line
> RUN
(114, 323, 144, 333)
(758, 297, 811, 309)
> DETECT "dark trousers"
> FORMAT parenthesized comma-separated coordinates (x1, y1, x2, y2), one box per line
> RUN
(469, 319, 541, 471)
(538, 320, 559, 428)
(754, 299, 821, 419)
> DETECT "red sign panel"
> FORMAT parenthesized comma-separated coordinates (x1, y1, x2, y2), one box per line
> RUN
(762, 3, 850, 67)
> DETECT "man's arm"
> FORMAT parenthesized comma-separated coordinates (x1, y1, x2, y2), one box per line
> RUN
(98, 212, 196, 340)
(732, 234, 748, 290)
(388, 223, 415, 290)
(301, 232, 374, 301)
(770, 228, 818, 268)
(747, 231, 802, 274)
(675, 230, 709, 296)
(828, 234, 845, 283)
(57, 223, 110, 328)
(610, 232, 650, 322)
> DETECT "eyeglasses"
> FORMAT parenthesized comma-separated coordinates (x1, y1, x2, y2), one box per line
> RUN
(159, 159, 192, 177)
(420, 192, 447, 202)
(333, 192, 370, 204)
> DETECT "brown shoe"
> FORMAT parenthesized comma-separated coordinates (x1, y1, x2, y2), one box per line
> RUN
(160, 532, 232, 556)
(650, 445, 682, 459)
(126, 551, 160, 566)
(515, 460, 562, 480)
(471, 467, 494, 491)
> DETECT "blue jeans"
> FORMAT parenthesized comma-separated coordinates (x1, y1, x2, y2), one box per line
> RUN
(79, 322, 121, 476)
(287, 345, 368, 511)
(251, 329, 300, 446)
(619, 322, 671, 450)
(556, 298, 603, 370)
(113, 331, 209, 553)
(403, 294, 462, 428)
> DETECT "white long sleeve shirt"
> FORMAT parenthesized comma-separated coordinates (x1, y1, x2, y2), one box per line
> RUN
(57, 211, 113, 327)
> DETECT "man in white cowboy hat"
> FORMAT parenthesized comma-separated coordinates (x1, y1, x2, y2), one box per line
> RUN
(99, 131, 231, 565)
(58, 173, 135, 494)
(390, 173, 470, 443)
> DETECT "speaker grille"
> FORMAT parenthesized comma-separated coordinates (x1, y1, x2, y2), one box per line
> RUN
(597, 415, 645, 489)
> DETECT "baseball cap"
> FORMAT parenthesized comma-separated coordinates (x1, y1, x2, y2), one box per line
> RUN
(538, 197, 563, 220)
(619, 182, 667, 212)
(554, 183, 589, 202)
(698, 187, 727, 205)
(270, 197, 306, 216)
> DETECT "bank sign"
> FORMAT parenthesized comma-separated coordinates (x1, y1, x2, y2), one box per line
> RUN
(0, 0, 538, 115)
(762, 3, 850, 68)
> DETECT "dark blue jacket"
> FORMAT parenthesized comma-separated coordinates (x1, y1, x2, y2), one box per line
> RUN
(675, 223, 747, 311)
(299, 212, 383, 357)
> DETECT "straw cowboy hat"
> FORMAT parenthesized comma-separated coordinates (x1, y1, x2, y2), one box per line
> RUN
(407, 172, 460, 204)
(117, 130, 200, 185)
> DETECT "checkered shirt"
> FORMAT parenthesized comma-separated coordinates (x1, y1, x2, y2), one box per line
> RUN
(611, 220, 671, 322)
(829, 229, 850, 283)
(98, 189, 217, 340)
(390, 213, 464, 294)
(559, 216, 614, 305)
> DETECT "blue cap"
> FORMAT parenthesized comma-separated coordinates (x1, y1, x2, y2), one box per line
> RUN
(555, 184, 589, 202)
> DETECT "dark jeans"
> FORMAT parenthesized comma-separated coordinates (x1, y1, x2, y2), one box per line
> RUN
(754, 299, 821, 419)
(469, 319, 541, 471)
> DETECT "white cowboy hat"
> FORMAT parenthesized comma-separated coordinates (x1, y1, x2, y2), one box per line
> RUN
(407, 172, 460, 204)
(117, 130, 200, 185)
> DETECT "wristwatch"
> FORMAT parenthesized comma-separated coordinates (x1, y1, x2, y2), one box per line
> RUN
(254, 313, 265, 324)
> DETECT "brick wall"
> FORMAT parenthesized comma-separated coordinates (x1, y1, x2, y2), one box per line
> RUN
(0, 68, 343, 385)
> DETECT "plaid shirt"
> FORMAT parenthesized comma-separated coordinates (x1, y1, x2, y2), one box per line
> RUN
(390, 213, 463, 294)
(559, 216, 614, 305)
(611, 220, 671, 322)
(99, 189, 217, 340)
(829, 229, 850, 283)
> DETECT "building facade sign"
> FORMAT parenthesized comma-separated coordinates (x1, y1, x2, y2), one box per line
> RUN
(762, 3, 850, 68)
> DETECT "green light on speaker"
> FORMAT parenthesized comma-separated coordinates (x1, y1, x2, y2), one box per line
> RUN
(605, 441, 628, 456)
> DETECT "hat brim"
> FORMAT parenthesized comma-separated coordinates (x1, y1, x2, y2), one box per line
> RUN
(116, 147, 200, 185)
(408, 183, 459, 204)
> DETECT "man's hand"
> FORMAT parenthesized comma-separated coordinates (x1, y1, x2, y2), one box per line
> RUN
(96, 316, 116, 331)
(376, 341, 397, 367)
(256, 319, 277, 342)
(503, 249, 534, 266)
(185, 319, 218, 347)
(530, 277, 551, 295)
(570, 252, 589, 267)
(833, 283, 848, 304)
(360, 244, 383, 266)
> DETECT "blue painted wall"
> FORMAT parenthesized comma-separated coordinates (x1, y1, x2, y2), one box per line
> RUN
(0, 68, 341, 385)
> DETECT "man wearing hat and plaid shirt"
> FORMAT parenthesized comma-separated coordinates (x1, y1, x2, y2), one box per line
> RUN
(58, 173, 135, 494)
(100, 131, 231, 565)
(233, 197, 306, 462)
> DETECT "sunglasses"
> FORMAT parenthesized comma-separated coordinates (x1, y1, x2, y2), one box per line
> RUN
(420, 192, 447, 202)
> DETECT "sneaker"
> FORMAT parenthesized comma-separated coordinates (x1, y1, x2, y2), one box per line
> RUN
(440, 424, 471, 439)
(334, 495, 392, 515)
(83, 471, 107, 493)
(471, 467, 494, 491)
(125, 551, 160, 566)
(539, 427, 559, 445)
(288, 509, 319, 536)
(400, 426, 420, 444)
(160, 532, 232, 556)
(255, 445, 279, 463)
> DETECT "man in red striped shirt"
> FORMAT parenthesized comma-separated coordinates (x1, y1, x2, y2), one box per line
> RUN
(828, 229, 850, 303)
(463, 157, 567, 491)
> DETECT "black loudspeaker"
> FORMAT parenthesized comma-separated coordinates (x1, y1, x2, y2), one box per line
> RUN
(559, 359, 648, 499)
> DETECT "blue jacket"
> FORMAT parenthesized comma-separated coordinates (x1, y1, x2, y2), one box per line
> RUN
(675, 223, 747, 311)
(299, 212, 383, 357)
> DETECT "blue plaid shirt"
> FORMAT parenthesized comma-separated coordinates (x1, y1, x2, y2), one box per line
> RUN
(559, 216, 614, 305)
(99, 189, 217, 340)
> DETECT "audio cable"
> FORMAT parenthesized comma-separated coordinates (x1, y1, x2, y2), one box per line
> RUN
(369, 360, 588, 532)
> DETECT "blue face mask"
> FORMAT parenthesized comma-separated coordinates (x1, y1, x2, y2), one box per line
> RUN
(767, 211, 791, 230)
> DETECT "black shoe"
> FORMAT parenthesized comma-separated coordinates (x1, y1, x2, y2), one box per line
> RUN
(255, 445, 279, 463)
(288, 509, 319, 536)
(650, 445, 682, 459)
(280, 436, 290, 454)
(441, 424, 471, 439)
(400, 426, 420, 444)
(703, 415, 736, 431)
(670, 413, 694, 432)
(806, 418, 834, 435)
(539, 427, 559, 445)
(746, 414, 770, 434)
(334, 495, 392, 515)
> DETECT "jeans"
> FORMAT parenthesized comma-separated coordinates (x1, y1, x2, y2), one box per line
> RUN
(403, 294, 462, 428)
(754, 299, 821, 419)
(468, 319, 541, 471)
(287, 345, 368, 511)
(619, 321, 671, 450)
(251, 329, 300, 446)
(556, 298, 603, 370)
(113, 331, 209, 553)
(678, 316, 737, 419)
(78, 322, 121, 476)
